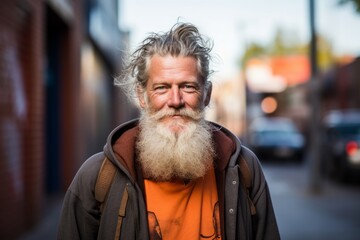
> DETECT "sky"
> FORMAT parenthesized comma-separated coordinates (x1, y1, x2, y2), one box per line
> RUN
(119, 0, 360, 79)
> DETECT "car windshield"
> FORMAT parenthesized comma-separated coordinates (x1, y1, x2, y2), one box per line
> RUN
(252, 119, 300, 140)
(255, 124, 297, 133)
(258, 130, 297, 135)
(329, 125, 360, 137)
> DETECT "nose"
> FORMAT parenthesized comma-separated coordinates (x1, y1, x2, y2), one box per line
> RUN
(167, 87, 184, 108)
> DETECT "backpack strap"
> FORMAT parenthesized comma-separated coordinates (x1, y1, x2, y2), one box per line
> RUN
(95, 157, 117, 212)
(239, 154, 257, 215)
(115, 187, 128, 240)
(95, 157, 129, 240)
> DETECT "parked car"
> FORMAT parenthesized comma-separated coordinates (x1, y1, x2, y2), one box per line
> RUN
(248, 117, 305, 161)
(321, 109, 360, 182)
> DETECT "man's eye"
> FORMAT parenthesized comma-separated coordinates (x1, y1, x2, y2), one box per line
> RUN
(154, 86, 167, 92)
(182, 85, 197, 92)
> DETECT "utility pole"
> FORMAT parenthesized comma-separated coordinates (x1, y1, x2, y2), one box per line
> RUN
(308, 0, 322, 193)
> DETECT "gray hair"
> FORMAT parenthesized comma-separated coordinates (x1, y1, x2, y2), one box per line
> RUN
(115, 22, 214, 98)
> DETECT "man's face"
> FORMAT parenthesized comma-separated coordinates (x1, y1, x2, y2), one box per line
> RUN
(138, 55, 211, 133)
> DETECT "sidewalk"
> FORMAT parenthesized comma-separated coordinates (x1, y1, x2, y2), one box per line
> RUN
(19, 196, 63, 240)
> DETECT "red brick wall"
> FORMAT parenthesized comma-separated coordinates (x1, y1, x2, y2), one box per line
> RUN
(0, 0, 83, 238)
(60, 0, 83, 190)
(0, 0, 44, 238)
(0, 0, 131, 237)
(20, 0, 45, 232)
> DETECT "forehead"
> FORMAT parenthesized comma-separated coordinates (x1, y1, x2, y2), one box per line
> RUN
(147, 55, 200, 82)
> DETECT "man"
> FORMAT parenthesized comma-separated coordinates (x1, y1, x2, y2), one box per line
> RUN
(58, 22, 280, 240)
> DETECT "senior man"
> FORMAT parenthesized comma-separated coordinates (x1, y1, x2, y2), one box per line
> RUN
(58, 22, 280, 240)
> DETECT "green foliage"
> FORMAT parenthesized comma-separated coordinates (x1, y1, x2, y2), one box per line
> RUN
(339, 0, 360, 13)
(239, 27, 335, 72)
(240, 43, 266, 67)
(317, 35, 335, 71)
(240, 0, 359, 69)
(269, 28, 307, 56)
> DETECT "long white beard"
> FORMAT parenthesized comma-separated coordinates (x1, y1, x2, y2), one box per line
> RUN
(136, 108, 215, 181)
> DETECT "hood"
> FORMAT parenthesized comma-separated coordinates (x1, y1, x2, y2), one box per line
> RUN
(103, 119, 140, 183)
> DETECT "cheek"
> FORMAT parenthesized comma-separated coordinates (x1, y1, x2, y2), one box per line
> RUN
(184, 94, 204, 109)
(147, 94, 168, 110)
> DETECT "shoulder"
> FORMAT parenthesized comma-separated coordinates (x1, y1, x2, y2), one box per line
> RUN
(78, 152, 105, 176)
(239, 145, 269, 201)
(240, 145, 262, 172)
(68, 152, 105, 198)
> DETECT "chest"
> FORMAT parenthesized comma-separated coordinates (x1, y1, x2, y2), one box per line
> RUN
(144, 168, 221, 240)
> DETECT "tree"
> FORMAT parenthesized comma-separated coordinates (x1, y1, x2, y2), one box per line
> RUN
(339, 0, 360, 13)
(316, 35, 335, 71)
(239, 28, 335, 72)
(239, 43, 266, 68)
(269, 28, 307, 56)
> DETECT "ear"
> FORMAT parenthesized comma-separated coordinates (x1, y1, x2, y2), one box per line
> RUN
(137, 86, 146, 108)
(204, 81, 212, 106)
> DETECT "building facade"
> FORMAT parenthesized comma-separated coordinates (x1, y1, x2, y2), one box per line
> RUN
(0, 0, 134, 238)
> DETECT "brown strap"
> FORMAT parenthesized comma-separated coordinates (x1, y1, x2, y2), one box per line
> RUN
(95, 157, 117, 212)
(95, 157, 129, 239)
(239, 155, 251, 189)
(246, 189, 257, 215)
(239, 155, 257, 215)
(115, 187, 129, 240)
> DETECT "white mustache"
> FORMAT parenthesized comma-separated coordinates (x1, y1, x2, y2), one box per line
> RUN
(148, 108, 204, 122)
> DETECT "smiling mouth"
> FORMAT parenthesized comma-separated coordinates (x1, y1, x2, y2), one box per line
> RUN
(163, 115, 185, 121)
(161, 114, 189, 123)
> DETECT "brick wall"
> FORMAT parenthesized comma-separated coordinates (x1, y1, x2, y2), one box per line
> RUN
(0, 0, 131, 237)
(20, 0, 45, 232)
(59, 0, 83, 190)
(0, 0, 82, 238)
(0, 1, 43, 238)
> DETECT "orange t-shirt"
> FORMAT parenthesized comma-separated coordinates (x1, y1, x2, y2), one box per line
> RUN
(144, 168, 221, 240)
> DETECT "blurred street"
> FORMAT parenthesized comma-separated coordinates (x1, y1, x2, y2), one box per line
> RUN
(18, 160, 360, 240)
(2, 0, 360, 238)
(264, 161, 360, 240)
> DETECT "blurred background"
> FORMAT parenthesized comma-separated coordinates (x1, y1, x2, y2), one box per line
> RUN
(1, 0, 360, 239)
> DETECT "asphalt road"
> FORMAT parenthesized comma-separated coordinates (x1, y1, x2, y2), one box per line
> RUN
(263, 161, 360, 240)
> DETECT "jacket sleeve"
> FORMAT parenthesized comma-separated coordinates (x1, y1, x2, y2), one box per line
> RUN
(241, 146, 281, 240)
(57, 153, 104, 240)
